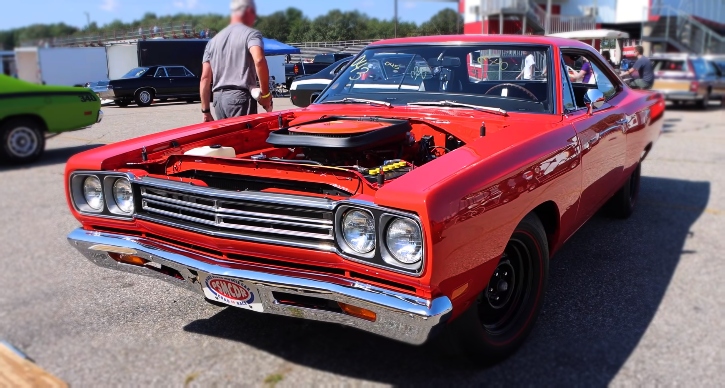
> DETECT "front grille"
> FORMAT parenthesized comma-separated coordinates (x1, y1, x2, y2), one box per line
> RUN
(135, 178, 336, 251)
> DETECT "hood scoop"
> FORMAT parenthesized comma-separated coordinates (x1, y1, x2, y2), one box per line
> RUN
(266, 116, 411, 150)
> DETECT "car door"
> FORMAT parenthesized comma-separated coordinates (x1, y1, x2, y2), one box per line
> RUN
(166, 66, 197, 96)
(152, 67, 171, 96)
(562, 51, 628, 221)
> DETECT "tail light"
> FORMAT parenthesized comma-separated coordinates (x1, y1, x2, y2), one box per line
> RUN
(293, 64, 299, 75)
(690, 81, 699, 92)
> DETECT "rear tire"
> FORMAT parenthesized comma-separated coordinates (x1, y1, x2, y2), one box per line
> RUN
(608, 163, 641, 219)
(135, 89, 154, 107)
(438, 213, 549, 365)
(697, 93, 710, 109)
(0, 118, 45, 164)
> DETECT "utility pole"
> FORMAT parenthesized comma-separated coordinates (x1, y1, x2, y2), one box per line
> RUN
(84, 12, 90, 30)
(545, 0, 552, 35)
(394, 0, 398, 38)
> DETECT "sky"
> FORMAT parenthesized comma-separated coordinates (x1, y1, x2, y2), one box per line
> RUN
(0, 0, 459, 31)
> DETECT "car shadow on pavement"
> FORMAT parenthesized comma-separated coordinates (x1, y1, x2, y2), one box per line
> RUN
(0, 144, 103, 170)
(184, 176, 709, 386)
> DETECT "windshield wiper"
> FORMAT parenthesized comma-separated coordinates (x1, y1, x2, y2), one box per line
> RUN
(321, 98, 392, 108)
(407, 100, 507, 116)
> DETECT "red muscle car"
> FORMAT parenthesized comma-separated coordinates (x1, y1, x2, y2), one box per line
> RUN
(65, 35, 664, 363)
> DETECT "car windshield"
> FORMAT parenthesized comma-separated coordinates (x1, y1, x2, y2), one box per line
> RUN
(316, 44, 553, 114)
(121, 67, 150, 78)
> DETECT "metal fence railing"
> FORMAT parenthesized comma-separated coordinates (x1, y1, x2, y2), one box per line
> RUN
(21, 24, 215, 48)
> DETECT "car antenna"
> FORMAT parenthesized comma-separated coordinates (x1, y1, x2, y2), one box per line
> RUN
(480, 122, 486, 137)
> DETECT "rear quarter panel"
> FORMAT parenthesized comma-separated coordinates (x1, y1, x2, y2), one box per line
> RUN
(0, 92, 100, 133)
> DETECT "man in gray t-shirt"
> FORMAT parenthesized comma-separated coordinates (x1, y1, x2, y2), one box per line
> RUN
(621, 46, 654, 90)
(200, 0, 271, 122)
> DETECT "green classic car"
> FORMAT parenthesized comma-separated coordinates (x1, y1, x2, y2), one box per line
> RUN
(0, 75, 103, 163)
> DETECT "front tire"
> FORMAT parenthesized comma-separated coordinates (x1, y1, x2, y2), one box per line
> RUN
(135, 89, 154, 107)
(442, 213, 549, 364)
(608, 163, 641, 219)
(0, 118, 45, 164)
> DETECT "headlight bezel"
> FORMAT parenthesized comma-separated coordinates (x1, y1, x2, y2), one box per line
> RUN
(70, 171, 137, 220)
(107, 176, 134, 214)
(382, 216, 423, 268)
(334, 204, 424, 276)
(340, 208, 376, 257)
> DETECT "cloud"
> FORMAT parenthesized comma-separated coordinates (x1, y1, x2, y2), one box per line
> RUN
(100, 0, 119, 12)
(173, 0, 199, 9)
(403, 1, 416, 9)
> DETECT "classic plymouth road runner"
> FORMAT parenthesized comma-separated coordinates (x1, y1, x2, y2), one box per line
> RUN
(65, 35, 663, 362)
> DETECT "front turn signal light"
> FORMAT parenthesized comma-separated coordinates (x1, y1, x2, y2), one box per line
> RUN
(109, 253, 149, 267)
(338, 302, 377, 322)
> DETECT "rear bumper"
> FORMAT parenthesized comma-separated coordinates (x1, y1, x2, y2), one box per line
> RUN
(67, 228, 452, 345)
(98, 89, 116, 99)
(657, 90, 702, 101)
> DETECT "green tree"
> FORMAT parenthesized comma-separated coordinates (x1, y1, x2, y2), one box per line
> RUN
(418, 9, 462, 35)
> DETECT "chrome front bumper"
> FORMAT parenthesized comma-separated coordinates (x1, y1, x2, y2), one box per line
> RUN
(67, 228, 452, 345)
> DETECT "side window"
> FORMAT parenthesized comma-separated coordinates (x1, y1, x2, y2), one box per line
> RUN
(561, 57, 577, 112)
(563, 51, 620, 100)
(154, 67, 168, 77)
(590, 62, 616, 98)
(166, 67, 186, 77)
(184, 68, 195, 77)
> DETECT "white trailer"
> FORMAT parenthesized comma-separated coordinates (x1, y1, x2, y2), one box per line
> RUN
(106, 43, 140, 80)
(14, 46, 108, 86)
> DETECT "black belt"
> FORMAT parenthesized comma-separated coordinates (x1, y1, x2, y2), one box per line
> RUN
(215, 87, 249, 92)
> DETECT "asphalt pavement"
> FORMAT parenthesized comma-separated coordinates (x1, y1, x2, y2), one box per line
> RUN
(0, 98, 723, 386)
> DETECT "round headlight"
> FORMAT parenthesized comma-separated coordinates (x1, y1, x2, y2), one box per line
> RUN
(82, 176, 104, 210)
(342, 209, 376, 254)
(112, 178, 134, 213)
(385, 218, 422, 264)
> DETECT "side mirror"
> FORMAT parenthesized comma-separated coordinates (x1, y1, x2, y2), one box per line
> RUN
(584, 89, 605, 115)
(310, 92, 321, 104)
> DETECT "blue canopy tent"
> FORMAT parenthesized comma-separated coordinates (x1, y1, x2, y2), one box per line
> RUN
(262, 38, 300, 56)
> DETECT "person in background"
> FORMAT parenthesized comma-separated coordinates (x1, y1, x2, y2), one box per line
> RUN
(200, 0, 272, 122)
(602, 51, 615, 69)
(516, 50, 535, 80)
(199, 29, 205, 39)
(570, 56, 593, 83)
(621, 46, 653, 89)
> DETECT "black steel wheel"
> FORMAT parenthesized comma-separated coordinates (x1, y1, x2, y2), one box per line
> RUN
(135, 89, 154, 107)
(441, 213, 549, 364)
(0, 118, 45, 164)
(608, 162, 641, 219)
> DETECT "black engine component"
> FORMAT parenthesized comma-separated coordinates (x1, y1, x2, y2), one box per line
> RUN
(418, 135, 436, 164)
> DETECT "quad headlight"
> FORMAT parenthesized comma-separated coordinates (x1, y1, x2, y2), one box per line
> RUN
(342, 209, 376, 254)
(385, 218, 423, 264)
(112, 178, 134, 213)
(82, 176, 104, 211)
(335, 205, 424, 275)
(71, 172, 135, 218)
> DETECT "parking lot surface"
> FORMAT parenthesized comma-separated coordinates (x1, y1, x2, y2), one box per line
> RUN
(1, 99, 724, 386)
